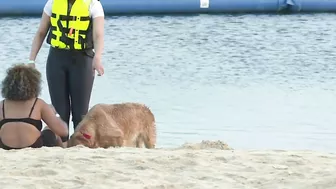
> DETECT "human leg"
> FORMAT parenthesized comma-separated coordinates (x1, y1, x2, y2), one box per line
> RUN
(41, 127, 67, 147)
(46, 47, 71, 142)
(41, 128, 57, 147)
(69, 51, 95, 130)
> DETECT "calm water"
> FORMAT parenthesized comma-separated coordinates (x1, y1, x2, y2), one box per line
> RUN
(0, 14, 335, 151)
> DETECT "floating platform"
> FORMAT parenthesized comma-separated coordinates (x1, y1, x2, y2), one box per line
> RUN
(0, 0, 336, 17)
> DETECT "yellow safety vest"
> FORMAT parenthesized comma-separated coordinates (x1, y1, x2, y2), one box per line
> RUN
(48, 0, 93, 50)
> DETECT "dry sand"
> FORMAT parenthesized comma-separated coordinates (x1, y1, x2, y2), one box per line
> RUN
(0, 140, 335, 189)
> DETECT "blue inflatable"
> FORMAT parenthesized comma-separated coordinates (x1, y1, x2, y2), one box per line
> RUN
(0, 0, 336, 17)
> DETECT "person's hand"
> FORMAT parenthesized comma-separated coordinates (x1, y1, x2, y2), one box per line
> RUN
(27, 63, 35, 68)
(92, 56, 104, 76)
(27, 60, 35, 68)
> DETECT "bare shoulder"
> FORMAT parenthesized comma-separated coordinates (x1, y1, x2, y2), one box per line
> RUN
(36, 98, 54, 112)
(36, 98, 48, 106)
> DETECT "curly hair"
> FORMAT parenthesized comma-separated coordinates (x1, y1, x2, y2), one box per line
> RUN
(1, 64, 42, 101)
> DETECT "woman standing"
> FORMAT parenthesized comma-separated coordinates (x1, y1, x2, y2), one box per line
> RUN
(28, 0, 105, 142)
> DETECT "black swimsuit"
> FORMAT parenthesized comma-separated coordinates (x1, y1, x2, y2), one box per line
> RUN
(0, 98, 42, 130)
(0, 98, 56, 150)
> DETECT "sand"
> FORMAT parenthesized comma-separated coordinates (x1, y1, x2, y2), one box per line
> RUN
(0, 140, 335, 189)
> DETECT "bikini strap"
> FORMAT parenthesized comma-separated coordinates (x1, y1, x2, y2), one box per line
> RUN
(2, 100, 5, 119)
(28, 98, 39, 118)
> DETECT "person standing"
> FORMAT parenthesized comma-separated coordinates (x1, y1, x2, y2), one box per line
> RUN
(28, 0, 105, 142)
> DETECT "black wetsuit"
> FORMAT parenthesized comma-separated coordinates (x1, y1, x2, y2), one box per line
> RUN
(45, 2, 96, 142)
(46, 48, 94, 142)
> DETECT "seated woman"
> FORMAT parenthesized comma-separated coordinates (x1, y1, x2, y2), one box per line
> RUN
(0, 64, 68, 150)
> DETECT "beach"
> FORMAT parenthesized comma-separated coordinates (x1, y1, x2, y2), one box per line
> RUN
(0, 140, 335, 189)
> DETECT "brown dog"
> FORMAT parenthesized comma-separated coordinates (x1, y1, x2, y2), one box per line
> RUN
(67, 103, 156, 149)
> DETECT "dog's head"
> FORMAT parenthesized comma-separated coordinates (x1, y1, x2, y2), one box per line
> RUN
(67, 104, 125, 148)
(67, 119, 98, 148)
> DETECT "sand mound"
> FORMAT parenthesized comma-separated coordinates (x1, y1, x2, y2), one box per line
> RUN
(179, 140, 233, 150)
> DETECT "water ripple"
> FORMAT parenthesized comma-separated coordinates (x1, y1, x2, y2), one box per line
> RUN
(0, 14, 335, 151)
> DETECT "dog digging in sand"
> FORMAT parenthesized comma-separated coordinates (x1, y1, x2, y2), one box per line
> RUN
(67, 103, 156, 149)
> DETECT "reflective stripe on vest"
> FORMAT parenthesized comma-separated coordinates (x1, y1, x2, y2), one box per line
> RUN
(50, 0, 92, 50)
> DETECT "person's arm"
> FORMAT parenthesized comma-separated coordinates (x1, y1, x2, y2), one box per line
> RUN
(40, 100, 68, 137)
(29, 12, 50, 64)
(91, 1, 105, 59)
(92, 17, 104, 59)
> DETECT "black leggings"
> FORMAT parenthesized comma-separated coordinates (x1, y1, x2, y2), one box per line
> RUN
(46, 47, 95, 142)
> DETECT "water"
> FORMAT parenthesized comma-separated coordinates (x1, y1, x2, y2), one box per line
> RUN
(0, 14, 335, 152)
